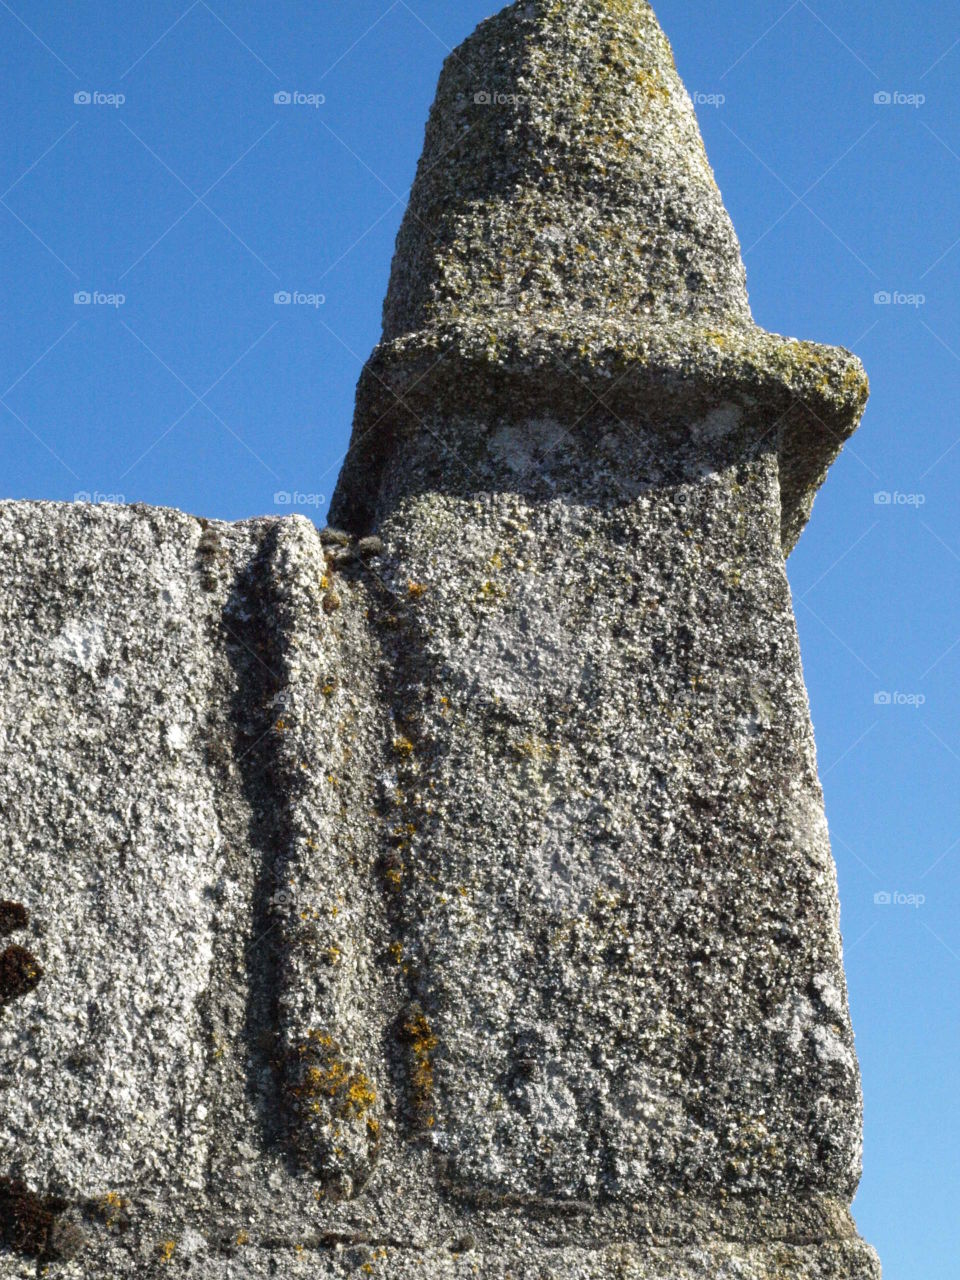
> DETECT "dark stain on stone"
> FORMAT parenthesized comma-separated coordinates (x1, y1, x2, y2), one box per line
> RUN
(0, 944, 43, 1004)
(0, 1178, 83, 1261)
(47, 1217, 86, 1262)
(0, 901, 28, 936)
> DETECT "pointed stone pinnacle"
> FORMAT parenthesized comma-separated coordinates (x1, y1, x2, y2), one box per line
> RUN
(331, 0, 868, 553)
(381, 0, 751, 340)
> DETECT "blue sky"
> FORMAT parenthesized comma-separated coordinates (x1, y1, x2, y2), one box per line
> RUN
(1, 1, 958, 1273)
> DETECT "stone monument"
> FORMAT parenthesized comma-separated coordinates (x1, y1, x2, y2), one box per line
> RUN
(0, 1, 879, 1276)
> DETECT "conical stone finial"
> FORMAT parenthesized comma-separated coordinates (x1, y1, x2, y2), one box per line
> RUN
(331, 0, 868, 553)
(380, 0, 752, 339)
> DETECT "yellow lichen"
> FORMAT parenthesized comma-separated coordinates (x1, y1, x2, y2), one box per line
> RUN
(347, 1074, 378, 1116)
(512, 736, 559, 762)
(293, 1032, 378, 1125)
(98, 1191, 127, 1230)
(404, 1009, 438, 1121)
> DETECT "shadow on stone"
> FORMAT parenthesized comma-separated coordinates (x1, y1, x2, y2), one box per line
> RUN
(219, 522, 296, 1166)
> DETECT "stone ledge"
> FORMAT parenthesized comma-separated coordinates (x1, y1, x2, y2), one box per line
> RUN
(331, 322, 867, 556)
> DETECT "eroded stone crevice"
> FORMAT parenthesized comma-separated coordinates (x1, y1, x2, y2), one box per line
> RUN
(216, 522, 296, 1161)
(214, 520, 398, 1202)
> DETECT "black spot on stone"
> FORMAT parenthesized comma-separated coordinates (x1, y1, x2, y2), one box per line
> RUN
(0, 902, 28, 937)
(0, 944, 43, 1004)
(0, 1177, 82, 1260)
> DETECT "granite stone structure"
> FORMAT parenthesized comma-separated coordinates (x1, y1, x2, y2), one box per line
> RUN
(0, 1, 879, 1276)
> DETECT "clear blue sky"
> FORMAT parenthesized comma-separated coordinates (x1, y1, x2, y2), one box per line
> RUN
(2, 2, 957, 1273)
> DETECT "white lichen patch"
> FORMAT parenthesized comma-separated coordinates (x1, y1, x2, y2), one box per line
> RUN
(51, 619, 108, 673)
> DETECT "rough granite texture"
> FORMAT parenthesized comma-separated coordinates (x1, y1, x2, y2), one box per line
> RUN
(0, 1, 878, 1277)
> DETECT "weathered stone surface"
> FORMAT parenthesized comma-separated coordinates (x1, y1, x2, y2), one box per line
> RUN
(0, 2, 878, 1277)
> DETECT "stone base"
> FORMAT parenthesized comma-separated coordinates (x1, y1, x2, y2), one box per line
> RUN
(0, 1237, 881, 1279)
